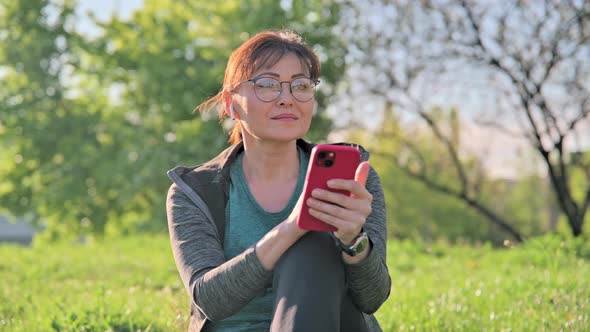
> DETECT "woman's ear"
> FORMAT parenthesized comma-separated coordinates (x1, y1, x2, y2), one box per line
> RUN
(223, 92, 237, 119)
(229, 103, 236, 120)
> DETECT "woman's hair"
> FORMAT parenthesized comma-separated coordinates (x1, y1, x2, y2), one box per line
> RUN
(195, 29, 320, 145)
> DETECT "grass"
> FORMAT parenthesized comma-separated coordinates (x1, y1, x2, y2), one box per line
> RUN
(378, 236, 589, 331)
(0, 234, 588, 331)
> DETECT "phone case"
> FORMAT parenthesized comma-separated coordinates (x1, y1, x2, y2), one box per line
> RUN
(297, 144, 361, 232)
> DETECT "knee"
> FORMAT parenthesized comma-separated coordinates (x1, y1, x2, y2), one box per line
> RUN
(275, 232, 344, 286)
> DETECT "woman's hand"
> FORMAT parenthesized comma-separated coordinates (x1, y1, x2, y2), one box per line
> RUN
(306, 162, 372, 245)
(285, 192, 310, 238)
(255, 192, 309, 271)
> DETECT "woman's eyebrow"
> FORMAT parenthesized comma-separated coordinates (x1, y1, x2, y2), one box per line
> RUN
(254, 72, 307, 78)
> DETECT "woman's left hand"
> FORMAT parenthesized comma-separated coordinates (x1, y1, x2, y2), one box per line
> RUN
(306, 161, 372, 245)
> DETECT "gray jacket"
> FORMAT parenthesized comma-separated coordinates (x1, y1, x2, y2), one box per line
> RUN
(166, 139, 391, 331)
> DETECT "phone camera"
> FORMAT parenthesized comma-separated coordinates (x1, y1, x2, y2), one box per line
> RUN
(324, 160, 333, 167)
(318, 151, 326, 159)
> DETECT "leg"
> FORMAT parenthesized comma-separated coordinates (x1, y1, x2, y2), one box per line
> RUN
(270, 232, 368, 332)
(271, 232, 344, 331)
(339, 291, 369, 332)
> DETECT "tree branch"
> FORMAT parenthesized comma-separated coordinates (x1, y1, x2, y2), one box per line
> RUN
(459, 0, 551, 154)
(375, 131, 428, 177)
(567, 97, 590, 131)
(474, 119, 527, 140)
(405, 96, 471, 196)
(393, 153, 524, 242)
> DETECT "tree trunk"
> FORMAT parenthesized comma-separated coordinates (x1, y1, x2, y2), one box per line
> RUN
(545, 166, 586, 237)
(570, 216, 584, 237)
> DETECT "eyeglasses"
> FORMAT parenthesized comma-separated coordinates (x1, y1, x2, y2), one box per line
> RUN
(235, 76, 320, 102)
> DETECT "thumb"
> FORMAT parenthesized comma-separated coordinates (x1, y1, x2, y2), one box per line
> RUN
(354, 161, 370, 187)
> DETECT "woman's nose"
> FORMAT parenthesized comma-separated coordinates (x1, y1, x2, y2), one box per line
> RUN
(276, 82, 295, 104)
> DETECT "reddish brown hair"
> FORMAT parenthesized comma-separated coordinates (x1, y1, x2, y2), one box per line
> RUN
(195, 29, 320, 144)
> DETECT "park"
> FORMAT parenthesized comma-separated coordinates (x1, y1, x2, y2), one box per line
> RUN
(1, 0, 589, 331)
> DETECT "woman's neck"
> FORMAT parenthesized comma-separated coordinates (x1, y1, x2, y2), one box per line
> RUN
(241, 137, 300, 184)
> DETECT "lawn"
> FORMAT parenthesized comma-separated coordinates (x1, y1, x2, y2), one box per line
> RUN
(0, 235, 588, 331)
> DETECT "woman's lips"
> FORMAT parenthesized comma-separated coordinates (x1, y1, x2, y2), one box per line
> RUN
(271, 114, 298, 120)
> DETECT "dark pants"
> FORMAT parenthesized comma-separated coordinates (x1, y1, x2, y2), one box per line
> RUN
(270, 232, 369, 332)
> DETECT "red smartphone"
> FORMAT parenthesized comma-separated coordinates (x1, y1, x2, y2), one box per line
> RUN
(297, 144, 361, 232)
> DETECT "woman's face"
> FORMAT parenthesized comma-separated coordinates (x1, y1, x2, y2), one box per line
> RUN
(231, 53, 315, 143)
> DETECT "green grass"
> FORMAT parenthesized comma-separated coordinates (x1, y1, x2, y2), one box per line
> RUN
(0, 235, 588, 331)
(378, 237, 590, 331)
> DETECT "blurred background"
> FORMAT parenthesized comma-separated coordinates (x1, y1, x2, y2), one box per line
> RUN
(1, 0, 588, 244)
(1, 1, 590, 331)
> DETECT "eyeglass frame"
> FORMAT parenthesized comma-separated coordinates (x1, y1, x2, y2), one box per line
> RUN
(232, 76, 320, 103)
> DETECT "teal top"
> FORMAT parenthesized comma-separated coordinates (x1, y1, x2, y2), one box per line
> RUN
(205, 148, 308, 332)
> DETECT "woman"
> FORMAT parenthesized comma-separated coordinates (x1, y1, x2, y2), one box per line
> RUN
(166, 30, 390, 332)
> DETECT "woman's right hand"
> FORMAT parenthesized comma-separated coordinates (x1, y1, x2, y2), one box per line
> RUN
(284, 193, 309, 238)
(255, 193, 309, 270)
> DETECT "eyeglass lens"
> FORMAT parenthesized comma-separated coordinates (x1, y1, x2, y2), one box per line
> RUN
(252, 77, 316, 102)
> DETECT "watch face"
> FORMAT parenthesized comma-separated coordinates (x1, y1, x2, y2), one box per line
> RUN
(354, 237, 368, 254)
(347, 233, 369, 256)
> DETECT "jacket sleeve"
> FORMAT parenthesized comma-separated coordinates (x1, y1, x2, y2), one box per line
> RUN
(343, 165, 391, 314)
(166, 183, 273, 322)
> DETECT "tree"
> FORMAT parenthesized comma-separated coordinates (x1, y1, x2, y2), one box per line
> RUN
(335, 0, 590, 238)
(350, 110, 503, 243)
(0, 0, 345, 238)
(0, 0, 95, 236)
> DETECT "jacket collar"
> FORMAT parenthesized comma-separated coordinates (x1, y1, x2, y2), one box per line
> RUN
(168, 138, 315, 181)
(168, 138, 369, 181)
(212, 138, 315, 173)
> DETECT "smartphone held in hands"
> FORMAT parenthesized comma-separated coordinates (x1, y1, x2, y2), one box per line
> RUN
(297, 144, 361, 232)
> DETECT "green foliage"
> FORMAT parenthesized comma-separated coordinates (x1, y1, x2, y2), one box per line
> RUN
(0, 0, 343, 237)
(0, 0, 91, 230)
(0, 235, 588, 331)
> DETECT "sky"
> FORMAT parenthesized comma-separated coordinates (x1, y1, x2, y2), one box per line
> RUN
(75, 0, 143, 37)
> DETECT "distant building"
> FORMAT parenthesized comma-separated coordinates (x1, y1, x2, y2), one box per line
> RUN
(0, 215, 36, 245)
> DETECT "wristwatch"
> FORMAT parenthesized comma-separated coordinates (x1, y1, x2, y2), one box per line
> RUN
(333, 231, 369, 257)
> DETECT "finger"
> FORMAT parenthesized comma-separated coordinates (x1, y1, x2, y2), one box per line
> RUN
(324, 180, 373, 201)
(355, 161, 370, 187)
(310, 189, 372, 215)
(307, 197, 367, 223)
(308, 208, 359, 234)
